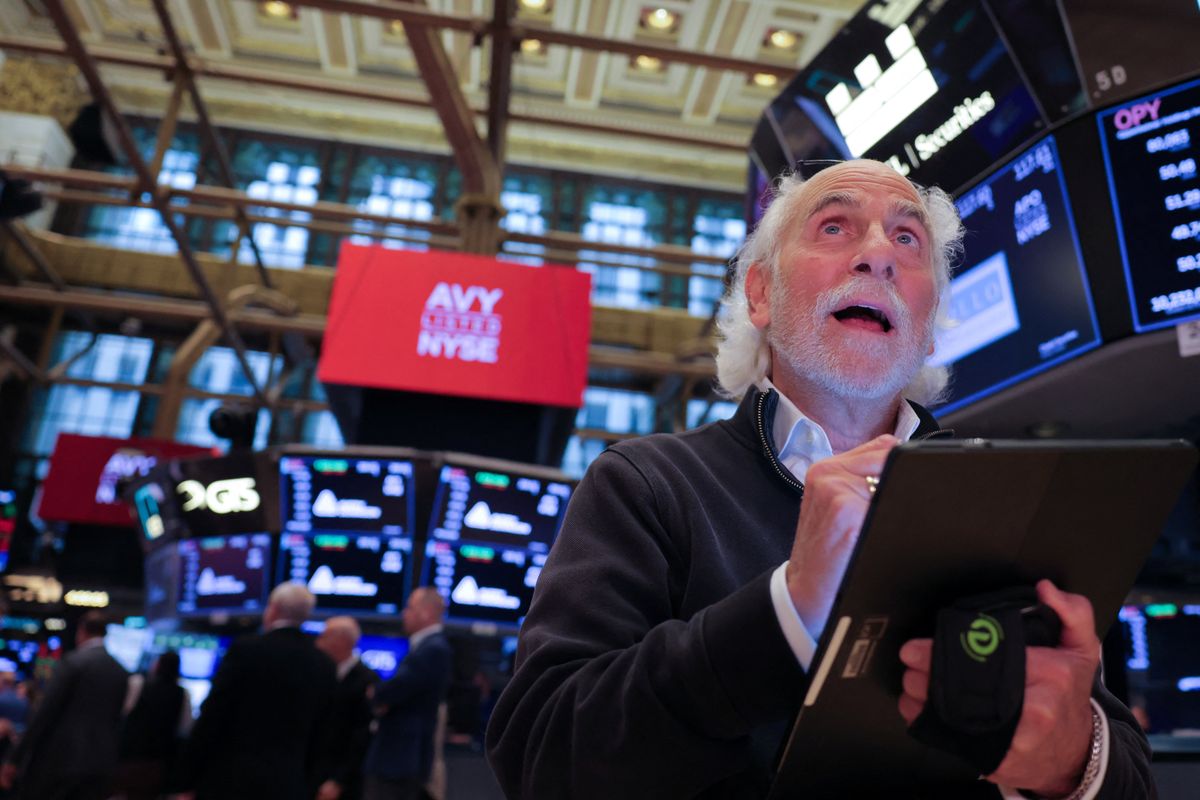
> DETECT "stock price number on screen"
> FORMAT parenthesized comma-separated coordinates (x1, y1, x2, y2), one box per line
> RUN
(1151, 287, 1200, 314)
(1170, 221, 1200, 241)
(1165, 190, 1200, 211)
(1160, 158, 1197, 182)
(1177, 253, 1200, 273)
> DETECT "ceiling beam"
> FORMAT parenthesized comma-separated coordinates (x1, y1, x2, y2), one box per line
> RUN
(0, 37, 747, 152)
(43, 0, 268, 404)
(487, 0, 515, 165)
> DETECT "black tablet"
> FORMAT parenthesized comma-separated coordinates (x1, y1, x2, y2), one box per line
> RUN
(769, 438, 1199, 798)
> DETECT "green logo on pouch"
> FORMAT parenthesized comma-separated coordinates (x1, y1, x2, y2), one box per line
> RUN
(961, 613, 1003, 663)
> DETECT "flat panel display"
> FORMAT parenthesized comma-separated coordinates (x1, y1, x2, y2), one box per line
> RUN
(1062, 0, 1200, 107)
(177, 534, 271, 616)
(1098, 77, 1200, 333)
(423, 459, 574, 629)
(356, 634, 410, 680)
(280, 456, 415, 537)
(931, 135, 1100, 413)
(427, 465, 572, 550)
(277, 533, 412, 616)
(780, 0, 1044, 191)
(1118, 599, 1200, 735)
(423, 540, 548, 629)
(0, 489, 15, 573)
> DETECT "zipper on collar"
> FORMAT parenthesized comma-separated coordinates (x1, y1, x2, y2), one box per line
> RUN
(754, 390, 805, 496)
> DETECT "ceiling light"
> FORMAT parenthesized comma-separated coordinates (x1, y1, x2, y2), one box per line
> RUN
(520, 38, 546, 56)
(753, 72, 779, 88)
(260, 1, 293, 19)
(518, 0, 551, 11)
(388, 19, 405, 36)
(768, 29, 797, 50)
(643, 8, 678, 31)
(635, 54, 663, 72)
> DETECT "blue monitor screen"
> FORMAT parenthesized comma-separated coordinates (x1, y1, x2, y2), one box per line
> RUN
(1118, 600, 1200, 735)
(931, 135, 1101, 413)
(278, 533, 412, 617)
(1098, 76, 1200, 332)
(280, 456, 416, 537)
(356, 634, 410, 680)
(177, 534, 272, 616)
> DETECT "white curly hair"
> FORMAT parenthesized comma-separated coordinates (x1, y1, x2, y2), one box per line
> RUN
(715, 163, 965, 406)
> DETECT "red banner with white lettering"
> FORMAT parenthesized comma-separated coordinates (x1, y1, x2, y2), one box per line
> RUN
(39, 434, 215, 527)
(318, 243, 592, 408)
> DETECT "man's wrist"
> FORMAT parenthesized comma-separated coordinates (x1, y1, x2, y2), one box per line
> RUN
(1011, 702, 1108, 800)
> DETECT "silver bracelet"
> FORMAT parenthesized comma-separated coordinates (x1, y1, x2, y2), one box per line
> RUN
(1058, 707, 1105, 800)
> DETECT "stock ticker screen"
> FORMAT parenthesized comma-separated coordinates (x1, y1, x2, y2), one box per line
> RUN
(931, 135, 1101, 413)
(782, 0, 1044, 191)
(1098, 76, 1200, 332)
(280, 456, 415, 537)
(278, 533, 411, 616)
(423, 463, 573, 628)
(1118, 600, 1200, 735)
(177, 534, 272, 616)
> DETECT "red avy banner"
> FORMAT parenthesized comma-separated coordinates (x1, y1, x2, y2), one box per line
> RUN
(319, 243, 592, 408)
(40, 434, 214, 527)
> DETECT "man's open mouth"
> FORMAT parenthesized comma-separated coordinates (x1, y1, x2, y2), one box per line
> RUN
(831, 303, 893, 333)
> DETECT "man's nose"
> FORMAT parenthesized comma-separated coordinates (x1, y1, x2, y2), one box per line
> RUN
(852, 227, 896, 280)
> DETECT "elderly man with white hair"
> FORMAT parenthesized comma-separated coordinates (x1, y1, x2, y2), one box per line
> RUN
(183, 582, 337, 800)
(486, 160, 1154, 799)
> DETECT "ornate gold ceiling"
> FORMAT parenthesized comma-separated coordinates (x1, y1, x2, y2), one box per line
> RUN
(0, 0, 864, 190)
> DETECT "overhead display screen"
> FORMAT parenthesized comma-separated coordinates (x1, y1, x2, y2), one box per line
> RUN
(422, 540, 549, 629)
(1098, 77, 1200, 333)
(427, 464, 572, 550)
(423, 460, 573, 629)
(280, 456, 415, 537)
(1062, 0, 1200, 107)
(1118, 600, 1200, 735)
(781, 0, 1044, 191)
(278, 533, 411, 616)
(177, 534, 271, 616)
(931, 135, 1100, 413)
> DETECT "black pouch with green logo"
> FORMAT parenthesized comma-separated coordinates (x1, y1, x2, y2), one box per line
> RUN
(907, 586, 1062, 775)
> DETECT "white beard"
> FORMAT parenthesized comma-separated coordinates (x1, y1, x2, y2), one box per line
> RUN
(768, 276, 934, 401)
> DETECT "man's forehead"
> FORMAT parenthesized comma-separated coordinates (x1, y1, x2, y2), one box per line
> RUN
(801, 162, 924, 213)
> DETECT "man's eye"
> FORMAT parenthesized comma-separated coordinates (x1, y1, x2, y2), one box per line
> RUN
(822, 223, 842, 235)
(896, 231, 919, 246)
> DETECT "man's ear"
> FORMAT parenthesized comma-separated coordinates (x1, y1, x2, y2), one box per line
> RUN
(745, 263, 771, 331)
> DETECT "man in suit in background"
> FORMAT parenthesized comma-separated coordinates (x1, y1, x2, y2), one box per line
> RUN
(363, 588, 452, 800)
(0, 610, 129, 800)
(314, 615, 380, 800)
(184, 582, 336, 800)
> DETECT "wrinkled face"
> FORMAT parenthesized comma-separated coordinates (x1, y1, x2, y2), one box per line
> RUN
(753, 161, 939, 400)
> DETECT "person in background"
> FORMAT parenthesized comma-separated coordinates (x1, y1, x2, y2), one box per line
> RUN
(363, 589, 452, 800)
(0, 673, 27, 733)
(314, 616, 380, 800)
(114, 651, 189, 800)
(183, 582, 336, 800)
(0, 611, 128, 800)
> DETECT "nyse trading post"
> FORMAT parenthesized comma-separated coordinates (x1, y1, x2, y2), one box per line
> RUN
(1099, 76, 1200, 332)
(177, 534, 271, 615)
(281, 456, 415, 536)
(278, 533, 411, 616)
(424, 464, 573, 629)
(931, 135, 1101, 412)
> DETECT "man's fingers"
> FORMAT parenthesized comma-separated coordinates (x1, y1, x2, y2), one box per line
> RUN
(899, 639, 932, 670)
(1036, 579, 1098, 655)
(898, 692, 925, 724)
(901, 668, 929, 703)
